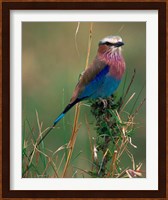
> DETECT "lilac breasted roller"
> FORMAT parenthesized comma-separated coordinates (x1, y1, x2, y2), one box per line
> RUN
(26, 35, 126, 169)
(54, 35, 126, 126)
(36, 35, 126, 146)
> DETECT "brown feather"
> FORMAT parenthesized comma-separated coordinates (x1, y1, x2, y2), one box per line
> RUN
(70, 57, 106, 103)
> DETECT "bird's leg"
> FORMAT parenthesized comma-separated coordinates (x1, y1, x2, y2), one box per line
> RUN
(99, 98, 108, 108)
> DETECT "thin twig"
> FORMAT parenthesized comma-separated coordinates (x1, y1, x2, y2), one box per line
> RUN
(98, 149, 108, 175)
(130, 82, 145, 115)
(112, 150, 118, 177)
(75, 22, 80, 57)
(85, 115, 94, 163)
(120, 92, 136, 112)
(62, 23, 93, 177)
(131, 97, 146, 118)
(119, 69, 136, 112)
(62, 103, 81, 177)
(85, 22, 93, 70)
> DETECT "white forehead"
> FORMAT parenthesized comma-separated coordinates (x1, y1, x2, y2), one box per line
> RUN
(100, 35, 123, 43)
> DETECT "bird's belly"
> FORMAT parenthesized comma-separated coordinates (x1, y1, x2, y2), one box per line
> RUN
(91, 76, 121, 99)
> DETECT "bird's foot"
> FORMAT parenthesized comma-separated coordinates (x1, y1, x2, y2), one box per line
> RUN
(99, 98, 108, 108)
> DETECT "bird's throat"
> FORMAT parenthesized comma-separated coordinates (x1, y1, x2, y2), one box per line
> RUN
(98, 50, 126, 80)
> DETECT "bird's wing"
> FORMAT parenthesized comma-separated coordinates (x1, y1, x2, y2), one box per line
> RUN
(70, 58, 108, 103)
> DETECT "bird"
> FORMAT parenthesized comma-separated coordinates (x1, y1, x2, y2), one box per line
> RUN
(54, 35, 126, 126)
(37, 35, 126, 146)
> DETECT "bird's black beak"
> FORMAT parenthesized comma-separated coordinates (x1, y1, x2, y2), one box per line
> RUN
(115, 41, 124, 47)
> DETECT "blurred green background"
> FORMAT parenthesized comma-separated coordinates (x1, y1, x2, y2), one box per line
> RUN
(22, 22, 146, 177)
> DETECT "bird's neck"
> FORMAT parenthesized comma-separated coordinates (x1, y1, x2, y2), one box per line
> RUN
(97, 48, 126, 80)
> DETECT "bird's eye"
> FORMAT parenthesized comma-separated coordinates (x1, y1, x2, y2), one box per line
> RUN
(98, 41, 115, 46)
(104, 42, 113, 46)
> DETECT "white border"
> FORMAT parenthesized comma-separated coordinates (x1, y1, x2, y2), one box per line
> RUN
(10, 10, 158, 190)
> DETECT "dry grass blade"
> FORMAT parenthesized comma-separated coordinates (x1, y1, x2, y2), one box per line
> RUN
(62, 23, 93, 178)
(128, 137, 137, 149)
(72, 170, 78, 178)
(85, 22, 93, 70)
(41, 160, 51, 177)
(118, 24, 125, 33)
(32, 142, 59, 178)
(125, 148, 135, 170)
(106, 150, 118, 177)
(136, 163, 143, 171)
(75, 22, 80, 56)
(116, 167, 129, 178)
(73, 166, 91, 176)
(62, 103, 80, 177)
(117, 140, 128, 159)
(50, 160, 59, 178)
(28, 126, 51, 162)
(32, 142, 48, 158)
(123, 69, 136, 100)
(120, 92, 136, 112)
(131, 97, 146, 118)
(119, 69, 136, 111)
(126, 170, 133, 178)
(98, 148, 108, 175)
(130, 82, 145, 115)
(57, 153, 65, 173)
(36, 110, 42, 134)
(22, 124, 53, 177)
(53, 144, 68, 156)
(85, 115, 94, 163)
(111, 150, 118, 177)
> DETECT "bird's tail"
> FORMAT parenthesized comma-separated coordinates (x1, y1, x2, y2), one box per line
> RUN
(53, 98, 81, 126)
(53, 113, 65, 126)
(36, 98, 81, 147)
(27, 97, 86, 162)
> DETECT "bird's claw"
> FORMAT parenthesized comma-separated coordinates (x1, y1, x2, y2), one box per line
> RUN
(99, 98, 108, 108)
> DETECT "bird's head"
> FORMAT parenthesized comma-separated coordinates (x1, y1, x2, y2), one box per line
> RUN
(98, 35, 124, 54)
(97, 35, 125, 68)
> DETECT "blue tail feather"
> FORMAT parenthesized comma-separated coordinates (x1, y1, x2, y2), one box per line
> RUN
(53, 113, 65, 126)
(53, 98, 84, 127)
